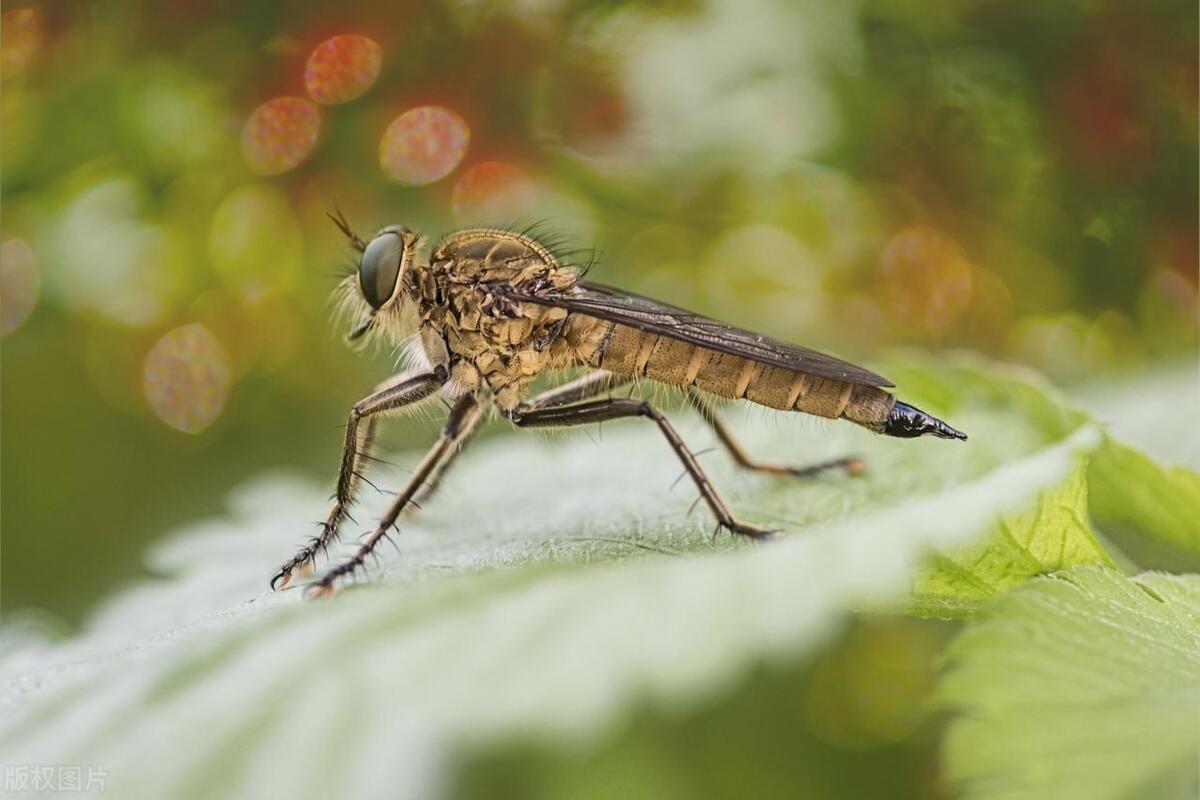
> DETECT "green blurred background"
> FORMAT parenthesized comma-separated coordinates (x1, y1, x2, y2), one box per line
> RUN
(1, 0, 1196, 627)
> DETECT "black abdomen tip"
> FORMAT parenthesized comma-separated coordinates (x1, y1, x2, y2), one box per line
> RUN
(884, 401, 968, 440)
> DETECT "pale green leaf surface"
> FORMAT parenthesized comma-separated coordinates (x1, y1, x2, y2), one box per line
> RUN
(1090, 438, 1200, 556)
(939, 567, 1200, 800)
(1078, 366, 1200, 556)
(1077, 367, 1200, 472)
(0, 360, 1100, 799)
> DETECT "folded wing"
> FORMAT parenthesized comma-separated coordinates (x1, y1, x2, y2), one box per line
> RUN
(508, 280, 894, 388)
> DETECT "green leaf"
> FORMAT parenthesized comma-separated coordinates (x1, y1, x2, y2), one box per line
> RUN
(909, 462, 1114, 618)
(939, 567, 1200, 800)
(888, 358, 1112, 617)
(0, 359, 1101, 798)
(1089, 437, 1200, 556)
(1078, 367, 1200, 560)
(1075, 367, 1200, 473)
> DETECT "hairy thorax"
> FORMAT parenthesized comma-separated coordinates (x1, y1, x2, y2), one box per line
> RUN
(407, 229, 577, 412)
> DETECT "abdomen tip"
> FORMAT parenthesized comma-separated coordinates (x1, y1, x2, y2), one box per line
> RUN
(884, 401, 968, 441)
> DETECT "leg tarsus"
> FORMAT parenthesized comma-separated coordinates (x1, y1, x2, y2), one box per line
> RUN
(719, 518, 776, 541)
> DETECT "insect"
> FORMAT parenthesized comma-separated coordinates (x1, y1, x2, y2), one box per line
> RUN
(272, 214, 967, 597)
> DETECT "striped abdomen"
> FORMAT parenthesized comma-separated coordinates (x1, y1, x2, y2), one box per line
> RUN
(567, 317, 896, 432)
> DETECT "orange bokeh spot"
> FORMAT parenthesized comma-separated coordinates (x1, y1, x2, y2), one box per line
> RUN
(451, 161, 537, 224)
(143, 324, 232, 434)
(379, 106, 469, 186)
(305, 34, 382, 105)
(1, 8, 41, 79)
(879, 227, 974, 335)
(242, 97, 321, 175)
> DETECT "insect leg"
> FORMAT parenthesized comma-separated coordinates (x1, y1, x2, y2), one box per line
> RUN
(411, 373, 631, 513)
(685, 389, 864, 478)
(271, 368, 447, 590)
(523, 370, 633, 411)
(305, 393, 479, 598)
(511, 398, 772, 540)
(405, 396, 488, 511)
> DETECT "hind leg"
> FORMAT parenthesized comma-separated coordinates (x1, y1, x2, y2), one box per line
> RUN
(685, 389, 864, 478)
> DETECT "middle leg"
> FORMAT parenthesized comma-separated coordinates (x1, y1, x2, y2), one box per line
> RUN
(511, 397, 771, 539)
(407, 371, 631, 512)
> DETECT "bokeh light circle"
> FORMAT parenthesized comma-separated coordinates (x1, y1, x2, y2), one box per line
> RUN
(242, 97, 321, 175)
(451, 161, 537, 224)
(0, 238, 40, 335)
(379, 106, 469, 185)
(305, 34, 382, 105)
(143, 324, 232, 434)
(1, 8, 41, 79)
(879, 226, 974, 335)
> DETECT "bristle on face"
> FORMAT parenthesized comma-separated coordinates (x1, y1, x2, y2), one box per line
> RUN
(883, 401, 967, 440)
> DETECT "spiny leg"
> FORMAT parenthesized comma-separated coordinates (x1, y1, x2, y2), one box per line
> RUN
(271, 368, 446, 590)
(305, 393, 479, 598)
(511, 397, 771, 539)
(404, 396, 486, 513)
(685, 389, 863, 478)
(406, 372, 630, 515)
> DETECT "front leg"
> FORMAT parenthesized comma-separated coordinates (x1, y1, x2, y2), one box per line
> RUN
(306, 393, 480, 598)
(271, 368, 446, 590)
(510, 397, 772, 540)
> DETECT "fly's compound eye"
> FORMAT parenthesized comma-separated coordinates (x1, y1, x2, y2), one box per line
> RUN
(359, 232, 404, 309)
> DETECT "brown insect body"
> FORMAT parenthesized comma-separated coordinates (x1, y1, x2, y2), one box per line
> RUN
(410, 228, 896, 431)
(565, 315, 896, 430)
(272, 217, 966, 597)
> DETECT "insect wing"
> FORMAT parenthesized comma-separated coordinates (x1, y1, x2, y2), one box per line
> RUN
(507, 281, 894, 388)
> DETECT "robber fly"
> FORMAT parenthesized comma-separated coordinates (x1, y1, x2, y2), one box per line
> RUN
(272, 214, 967, 597)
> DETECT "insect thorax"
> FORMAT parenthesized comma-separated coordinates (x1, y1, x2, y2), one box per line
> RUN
(411, 230, 576, 411)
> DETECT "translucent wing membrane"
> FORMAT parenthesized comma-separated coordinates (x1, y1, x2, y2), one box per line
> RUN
(508, 281, 895, 388)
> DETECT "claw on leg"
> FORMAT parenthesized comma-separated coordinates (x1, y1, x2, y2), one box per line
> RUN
(270, 569, 292, 591)
(270, 552, 319, 591)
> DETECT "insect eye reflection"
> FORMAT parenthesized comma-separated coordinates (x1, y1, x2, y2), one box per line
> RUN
(358, 232, 404, 309)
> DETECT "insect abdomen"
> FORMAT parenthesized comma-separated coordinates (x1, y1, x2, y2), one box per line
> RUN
(574, 320, 895, 431)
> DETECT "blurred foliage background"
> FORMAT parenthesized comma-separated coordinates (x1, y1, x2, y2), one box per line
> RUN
(2, 0, 1196, 628)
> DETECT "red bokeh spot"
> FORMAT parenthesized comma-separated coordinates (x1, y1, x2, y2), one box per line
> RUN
(304, 34, 382, 105)
(143, 324, 232, 434)
(242, 97, 321, 176)
(451, 161, 538, 224)
(379, 106, 469, 186)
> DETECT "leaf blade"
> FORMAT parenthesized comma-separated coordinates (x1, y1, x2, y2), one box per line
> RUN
(939, 568, 1200, 800)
